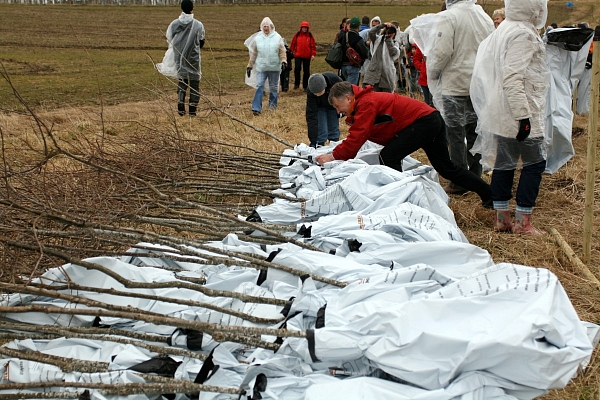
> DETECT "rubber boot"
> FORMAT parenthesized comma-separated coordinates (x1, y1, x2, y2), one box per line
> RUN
(512, 212, 543, 235)
(493, 210, 513, 232)
(177, 103, 186, 116)
(189, 104, 197, 117)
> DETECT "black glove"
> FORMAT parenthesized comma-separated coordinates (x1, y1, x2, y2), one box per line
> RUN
(246, 67, 252, 78)
(281, 62, 287, 73)
(516, 118, 531, 142)
(585, 61, 592, 69)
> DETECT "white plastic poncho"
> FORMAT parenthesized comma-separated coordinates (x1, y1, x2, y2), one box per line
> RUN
(412, 0, 493, 126)
(544, 28, 592, 173)
(244, 17, 284, 91)
(470, 0, 550, 171)
(156, 13, 205, 80)
(364, 24, 400, 92)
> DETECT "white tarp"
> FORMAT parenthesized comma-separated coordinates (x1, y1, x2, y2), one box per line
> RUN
(544, 29, 592, 173)
(1, 151, 598, 399)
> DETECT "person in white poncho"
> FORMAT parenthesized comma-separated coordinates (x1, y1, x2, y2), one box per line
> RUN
(157, 0, 205, 117)
(363, 22, 400, 93)
(470, 0, 549, 234)
(426, 0, 493, 195)
(246, 17, 287, 115)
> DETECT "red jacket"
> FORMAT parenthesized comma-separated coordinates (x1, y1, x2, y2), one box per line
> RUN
(332, 85, 435, 161)
(412, 45, 428, 87)
(290, 22, 317, 59)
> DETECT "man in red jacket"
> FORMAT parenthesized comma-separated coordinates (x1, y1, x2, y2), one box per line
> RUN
(315, 82, 492, 207)
(290, 21, 317, 91)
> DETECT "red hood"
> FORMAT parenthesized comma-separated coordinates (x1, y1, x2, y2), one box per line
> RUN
(349, 85, 373, 115)
(300, 21, 310, 29)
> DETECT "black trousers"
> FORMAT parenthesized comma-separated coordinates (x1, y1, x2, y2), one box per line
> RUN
(294, 58, 311, 89)
(177, 77, 200, 106)
(379, 111, 491, 202)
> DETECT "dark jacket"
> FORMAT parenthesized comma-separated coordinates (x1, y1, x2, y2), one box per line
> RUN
(337, 29, 369, 66)
(306, 72, 342, 143)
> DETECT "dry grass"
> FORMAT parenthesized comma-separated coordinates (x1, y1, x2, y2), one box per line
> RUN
(2, 79, 600, 397)
(1, 1, 600, 398)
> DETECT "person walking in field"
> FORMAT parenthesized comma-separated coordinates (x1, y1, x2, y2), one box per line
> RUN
(157, 0, 205, 117)
(290, 21, 317, 91)
(246, 17, 287, 115)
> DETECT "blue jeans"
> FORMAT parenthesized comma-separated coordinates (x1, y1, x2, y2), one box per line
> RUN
(341, 64, 361, 85)
(316, 109, 340, 145)
(252, 70, 280, 113)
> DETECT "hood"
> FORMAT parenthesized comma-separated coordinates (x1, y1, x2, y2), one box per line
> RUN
(446, 0, 476, 9)
(300, 21, 310, 29)
(505, 0, 548, 29)
(178, 12, 194, 24)
(371, 16, 381, 27)
(260, 17, 275, 31)
(353, 84, 372, 101)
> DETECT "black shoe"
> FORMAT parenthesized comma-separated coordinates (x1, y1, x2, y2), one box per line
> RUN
(443, 184, 469, 196)
(252, 110, 261, 116)
(177, 103, 185, 116)
(293, 85, 300, 90)
(189, 104, 197, 117)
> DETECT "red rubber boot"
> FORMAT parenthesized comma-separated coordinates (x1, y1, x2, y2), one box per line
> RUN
(512, 212, 543, 235)
(494, 210, 513, 232)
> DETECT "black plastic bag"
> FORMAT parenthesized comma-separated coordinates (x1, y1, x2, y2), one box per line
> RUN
(546, 28, 594, 51)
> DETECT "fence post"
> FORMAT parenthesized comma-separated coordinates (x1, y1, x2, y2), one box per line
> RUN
(584, 39, 599, 266)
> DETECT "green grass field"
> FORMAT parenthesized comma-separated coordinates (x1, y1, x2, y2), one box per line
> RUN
(0, 1, 591, 110)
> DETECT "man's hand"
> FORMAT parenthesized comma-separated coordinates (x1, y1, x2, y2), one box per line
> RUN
(315, 153, 335, 166)
(516, 118, 531, 142)
(281, 62, 287, 73)
(246, 67, 252, 78)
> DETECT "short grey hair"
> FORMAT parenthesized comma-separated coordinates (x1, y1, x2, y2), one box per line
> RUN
(328, 81, 353, 105)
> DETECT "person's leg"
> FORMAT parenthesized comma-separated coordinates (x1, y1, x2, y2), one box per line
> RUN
(442, 95, 467, 169)
(340, 65, 349, 81)
(343, 65, 360, 85)
(294, 58, 302, 89)
(267, 71, 280, 110)
(252, 71, 267, 113)
(326, 109, 340, 141)
(188, 79, 200, 116)
(280, 65, 289, 92)
(315, 109, 329, 146)
(302, 58, 311, 90)
(421, 85, 431, 106)
(422, 112, 492, 203)
(489, 135, 516, 230)
(465, 97, 481, 177)
(515, 159, 546, 212)
(177, 78, 188, 116)
(491, 169, 515, 205)
(513, 156, 545, 235)
(379, 113, 437, 172)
